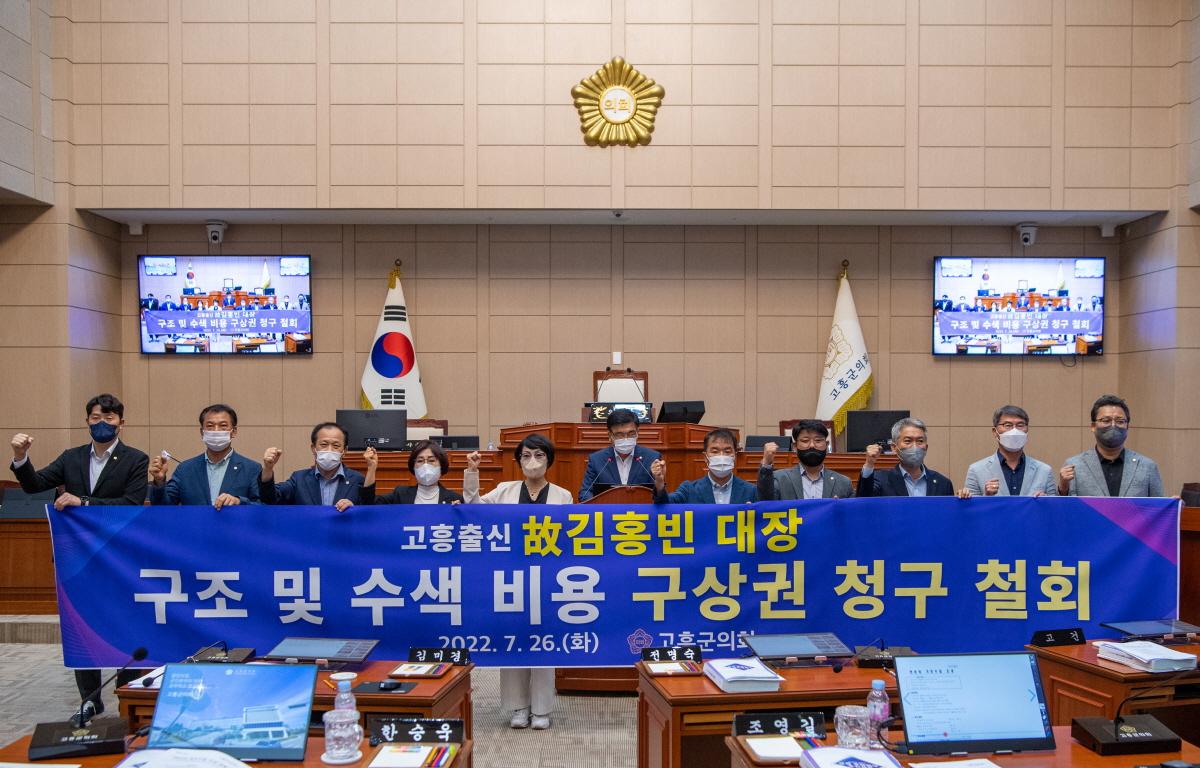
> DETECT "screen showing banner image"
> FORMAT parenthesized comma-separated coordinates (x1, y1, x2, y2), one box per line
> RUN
(148, 663, 317, 761)
(894, 653, 1055, 754)
(932, 257, 1105, 356)
(138, 255, 313, 355)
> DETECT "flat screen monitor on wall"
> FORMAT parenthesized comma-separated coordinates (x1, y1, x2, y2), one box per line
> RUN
(932, 257, 1105, 357)
(138, 255, 313, 356)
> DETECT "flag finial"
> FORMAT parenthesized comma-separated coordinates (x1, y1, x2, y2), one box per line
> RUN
(840, 260, 850, 279)
(388, 260, 403, 289)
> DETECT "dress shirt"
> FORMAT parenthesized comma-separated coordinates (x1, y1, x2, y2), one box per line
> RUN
(1097, 449, 1124, 498)
(205, 451, 232, 502)
(902, 467, 929, 497)
(998, 451, 1026, 496)
(315, 465, 346, 506)
(89, 440, 119, 493)
(800, 468, 824, 499)
(710, 475, 733, 505)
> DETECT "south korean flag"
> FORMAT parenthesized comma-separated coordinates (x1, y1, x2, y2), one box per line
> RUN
(360, 265, 428, 417)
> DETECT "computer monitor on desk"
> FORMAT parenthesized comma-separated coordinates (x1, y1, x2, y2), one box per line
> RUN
(336, 409, 407, 451)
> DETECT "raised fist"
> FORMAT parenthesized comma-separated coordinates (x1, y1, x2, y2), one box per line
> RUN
(864, 442, 881, 467)
(364, 446, 378, 470)
(761, 441, 778, 467)
(11, 433, 32, 461)
(148, 455, 168, 484)
(466, 451, 481, 471)
(263, 447, 282, 469)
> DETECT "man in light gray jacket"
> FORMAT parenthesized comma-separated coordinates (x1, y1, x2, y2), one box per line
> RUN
(1058, 394, 1164, 497)
(965, 405, 1057, 497)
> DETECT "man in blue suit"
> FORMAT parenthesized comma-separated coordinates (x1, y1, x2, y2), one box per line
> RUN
(148, 403, 260, 507)
(856, 417, 967, 498)
(259, 422, 378, 510)
(578, 409, 661, 501)
(651, 428, 757, 504)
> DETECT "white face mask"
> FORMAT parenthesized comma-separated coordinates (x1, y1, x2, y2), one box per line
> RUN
(997, 428, 1027, 452)
(202, 431, 231, 451)
(315, 450, 342, 472)
(414, 463, 441, 487)
(707, 454, 735, 478)
(613, 436, 637, 455)
(521, 458, 547, 480)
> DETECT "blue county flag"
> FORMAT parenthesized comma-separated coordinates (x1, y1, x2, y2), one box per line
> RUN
(816, 272, 872, 434)
(360, 263, 428, 417)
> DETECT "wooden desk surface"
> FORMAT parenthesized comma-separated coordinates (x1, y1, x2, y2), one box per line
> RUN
(117, 662, 475, 739)
(0, 735, 472, 768)
(637, 661, 895, 768)
(726, 727, 1199, 768)
(1029, 641, 1200, 683)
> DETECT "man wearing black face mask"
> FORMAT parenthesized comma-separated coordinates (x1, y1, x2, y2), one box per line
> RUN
(757, 419, 852, 500)
(1058, 394, 1163, 497)
(9, 393, 149, 713)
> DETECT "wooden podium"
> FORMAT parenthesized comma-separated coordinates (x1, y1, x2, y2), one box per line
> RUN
(554, 484, 655, 694)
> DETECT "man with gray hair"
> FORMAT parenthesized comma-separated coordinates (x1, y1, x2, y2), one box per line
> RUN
(964, 405, 1056, 497)
(856, 417, 964, 497)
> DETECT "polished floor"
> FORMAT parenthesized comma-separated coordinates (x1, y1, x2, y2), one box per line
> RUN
(0, 641, 637, 768)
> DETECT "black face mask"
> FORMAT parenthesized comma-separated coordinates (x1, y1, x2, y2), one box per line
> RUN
(797, 448, 827, 467)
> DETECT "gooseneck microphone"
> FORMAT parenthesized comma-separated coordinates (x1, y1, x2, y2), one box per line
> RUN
(73, 647, 148, 727)
(581, 456, 614, 499)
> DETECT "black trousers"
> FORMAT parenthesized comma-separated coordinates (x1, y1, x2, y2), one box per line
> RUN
(74, 667, 146, 711)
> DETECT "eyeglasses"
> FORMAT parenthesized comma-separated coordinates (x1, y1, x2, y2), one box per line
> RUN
(1094, 417, 1128, 427)
(996, 421, 1028, 431)
(519, 451, 548, 461)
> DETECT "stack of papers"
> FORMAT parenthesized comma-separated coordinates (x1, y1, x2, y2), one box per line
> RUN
(744, 735, 807, 761)
(703, 657, 783, 693)
(368, 744, 459, 768)
(1094, 641, 1198, 672)
(116, 749, 249, 768)
(802, 747, 901, 768)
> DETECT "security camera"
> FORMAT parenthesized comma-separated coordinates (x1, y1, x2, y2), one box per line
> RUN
(612, 209, 623, 219)
(1016, 223, 1037, 247)
(206, 220, 227, 245)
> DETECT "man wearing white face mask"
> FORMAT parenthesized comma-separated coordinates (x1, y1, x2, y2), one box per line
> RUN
(651, 428, 758, 504)
(148, 404, 261, 508)
(964, 405, 1056, 497)
(578, 409, 662, 501)
(259, 422, 378, 511)
(463, 434, 572, 730)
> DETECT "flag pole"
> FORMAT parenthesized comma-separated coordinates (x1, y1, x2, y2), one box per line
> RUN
(840, 259, 849, 279)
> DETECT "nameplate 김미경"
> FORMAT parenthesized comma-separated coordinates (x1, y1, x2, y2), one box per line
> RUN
(408, 646, 470, 664)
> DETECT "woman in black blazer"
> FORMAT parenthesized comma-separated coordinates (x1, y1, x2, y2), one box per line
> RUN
(372, 439, 462, 505)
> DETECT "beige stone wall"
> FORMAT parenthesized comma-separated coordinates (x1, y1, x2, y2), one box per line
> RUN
(42, 0, 1184, 210)
(0, 0, 53, 203)
(79, 221, 1123, 493)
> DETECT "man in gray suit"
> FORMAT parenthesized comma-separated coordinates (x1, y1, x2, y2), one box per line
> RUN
(964, 405, 1056, 497)
(757, 419, 853, 500)
(1058, 394, 1164, 497)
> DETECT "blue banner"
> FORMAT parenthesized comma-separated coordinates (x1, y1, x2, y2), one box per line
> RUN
(50, 497, 1179, 668)
(936, 310, 1102, 335)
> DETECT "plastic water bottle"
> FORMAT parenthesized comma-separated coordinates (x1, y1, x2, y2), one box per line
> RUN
(333, 679, 356, 711)
(866, 679, 890, 748)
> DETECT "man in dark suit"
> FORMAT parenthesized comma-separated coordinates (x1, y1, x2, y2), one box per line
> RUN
(142, 293, 159, 310)
(578, 409, 662, 500)
(260, 422, 377, 509)
(856, 417, 967, 497)
(1016, 293, 1031, 310)
(757, 419, 853, 500)
(9, 393, 149, 716)
(933, 294, 953, 312)
(651, 428, 757, 504)
(147, 404, 260, 507)
(221, 291, 236, 308)
(160, 294, 179, 310)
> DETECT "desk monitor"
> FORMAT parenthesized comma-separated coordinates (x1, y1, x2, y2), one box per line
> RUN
(432, 435, 481, 451)
(741, 632, 853, 660)
(845, 409, 910, 452)
(744, 435, 794, 452)
(585, 402, 652, 424)
(657, 400, 705, 424)
(894, 653, 1056, 755)
(1100, 619, 1200, 638)
(262, 637, 379, 664)
(0, 487, 54, 519)
(336, 409, 407, 451)
(148, 663, 317, 761)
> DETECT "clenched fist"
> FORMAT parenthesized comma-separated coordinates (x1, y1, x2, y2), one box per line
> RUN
(984, 478, 1000, 496)
(650, 458, 667, 488)
(11, 433, 32, 462)
(263, 447, 282, 469)
(761, 441, 778, 468)
(1057, 463, 1075, 494)
(465, 451, 481, 472)
(364, 446, 378, 470)
(864, 442, 881, 468)
(148, 455, 168, 485)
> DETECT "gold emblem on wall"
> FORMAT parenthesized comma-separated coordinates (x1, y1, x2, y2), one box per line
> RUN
(571, 57, 665, 148)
